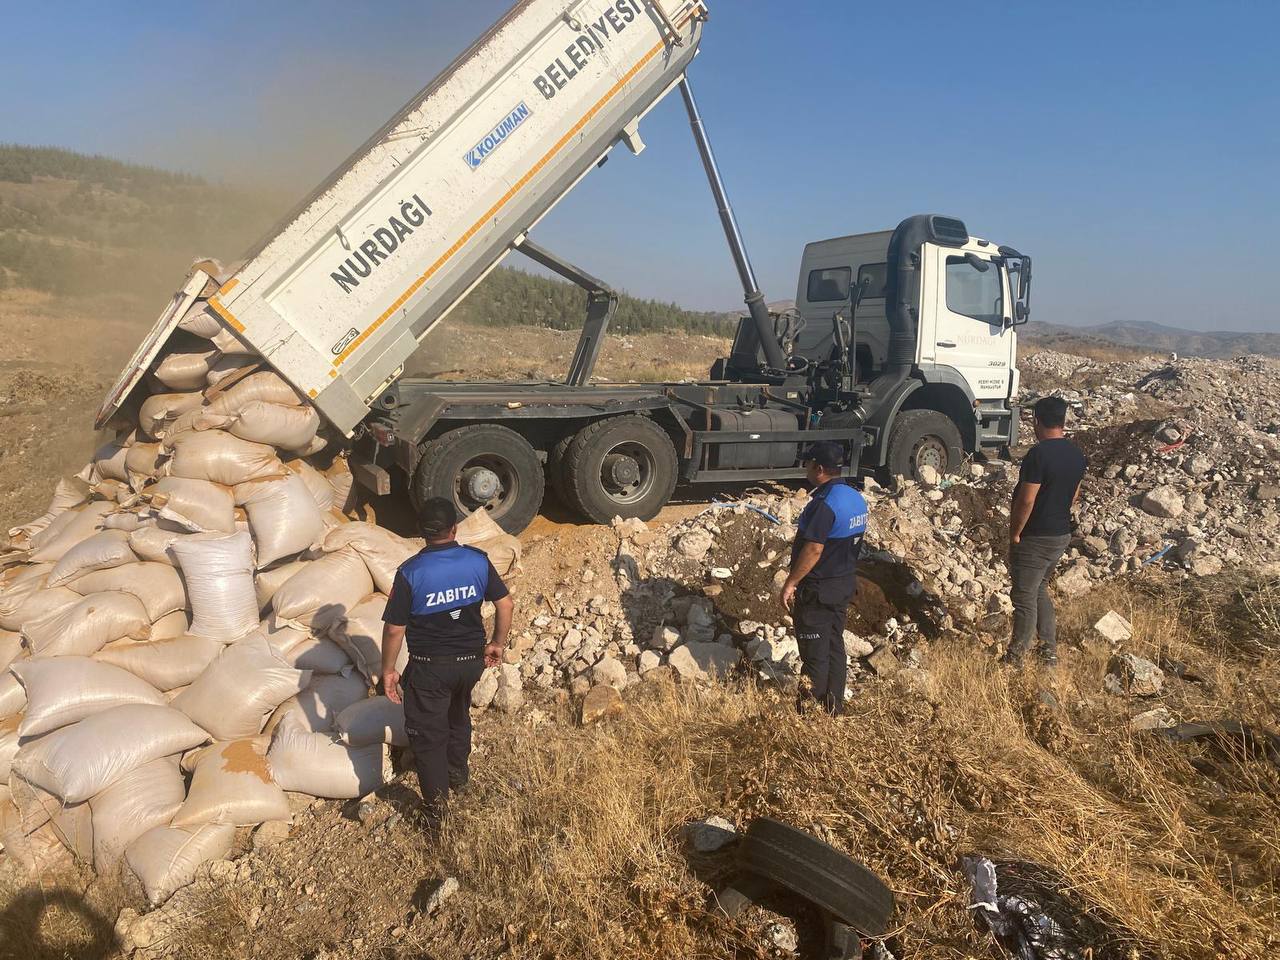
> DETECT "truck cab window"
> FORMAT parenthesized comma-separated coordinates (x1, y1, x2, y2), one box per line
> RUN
(945, 255, 1002, 324)
(856, 262, 888, 299)
(807, 267, 852, 302)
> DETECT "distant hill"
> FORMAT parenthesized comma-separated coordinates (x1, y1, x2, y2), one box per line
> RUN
(0, 144, 733, 336)
(1023, 319, 1280, 360)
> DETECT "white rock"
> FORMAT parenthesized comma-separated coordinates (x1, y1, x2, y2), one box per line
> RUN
(842, 631, 874, 658)
(638, 650, 662, 674)
(425, 876, 459, 913)
(1141, 485, 1185, 519)
(1130, 706, 1176, 731)
(686, 815, 737, 853)
(1092, 610, 1133, 646)
(471, 667, 500, 709)
(668, 642, 740, 681)
(675, 528, 714, 560)
(650, 625, 681, 652)
(592, 655, 628, 690)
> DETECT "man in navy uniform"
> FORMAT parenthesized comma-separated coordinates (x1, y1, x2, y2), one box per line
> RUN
(780, 441, 869, 715)
(381, 497, 514, 825)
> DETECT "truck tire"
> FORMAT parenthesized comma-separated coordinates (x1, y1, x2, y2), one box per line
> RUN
(413, 424, 544, 535)
(885, 409, 963, 481)
(736, 818, 895, 938)
(546, 433, 574, 508)
(562, 416, 677, 524)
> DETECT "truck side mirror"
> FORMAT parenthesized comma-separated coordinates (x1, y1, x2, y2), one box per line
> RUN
(1014, 302, 1029, 324)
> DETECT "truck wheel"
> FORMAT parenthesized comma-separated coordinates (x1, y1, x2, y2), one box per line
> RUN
(885, 410, 963, 481)
(413, 424, 544, 535)
(562, 416, 677, 524)
(736, 817, 895, 938)
(546, 433, 574, 508)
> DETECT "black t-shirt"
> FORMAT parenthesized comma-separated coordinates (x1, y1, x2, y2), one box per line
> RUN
(1016, 437, 1087, 537)
(382, 543, 509, 656)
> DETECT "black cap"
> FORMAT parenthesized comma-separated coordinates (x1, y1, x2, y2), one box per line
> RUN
(418, 497, 461, 538)
(801, 441, 845, 471)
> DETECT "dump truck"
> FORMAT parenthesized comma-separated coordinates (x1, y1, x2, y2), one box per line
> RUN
(98, 0, 1030, 534)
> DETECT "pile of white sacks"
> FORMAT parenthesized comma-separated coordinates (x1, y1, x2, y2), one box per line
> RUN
(0, 290, 520, 905)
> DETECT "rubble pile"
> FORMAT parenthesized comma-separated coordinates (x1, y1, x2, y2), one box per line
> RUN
(0, 272, 522, 902)
(1024, 354, 1280, 583)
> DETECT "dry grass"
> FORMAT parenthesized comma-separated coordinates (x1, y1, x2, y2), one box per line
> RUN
(8, 575, 1277, 960)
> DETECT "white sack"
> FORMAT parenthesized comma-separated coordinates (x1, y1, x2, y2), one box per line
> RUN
(127, 523, 195, 566)
(209, 325, 254, 356)
(1, 822, 75, 876)
(152, 348, 219, 391)
(8, 478, 86, 542)
(124, 441, 169, 483)
(0, 672, 26, 719)
(148, 477, 235, 534)
(8, 775, 94, 862)
(101, 509, 144, 530)
(95, 633, 222, 691)
(28, 502, 117, 563)
(13, 657, 165, 737)
(269, 628, 352, 674)
(205, 401, 320, 450)
(20, 591, 151, 658)
(89, 442, 130, 483)
(205, 357, 255, 388)
(90, 756, 185, 869)
(69, 563, 186, 623)
(320, 523, 421, 595)
(324, 457, 357, 513)
(327, 595, 403, 682)
(13, 703, 209, 804)
(271, 548, 373, 631)
(177, 303, 222, 339)
(204, 371, 302, 416)
(267, 715, 383, 799)
(236, 475, 326, 567)
(173, 631, 310, 740)
(335, 696, 407, 748)
(0, 585, 83, 633)
(1, 561, 51, 593)
(150, 609, 190, 640)
(289, 435, 329, 457)
(139, 392, 205, 441)
(458, 508, 522, 577)
(0, 714, 20, 781)
(126, 822, 236, 906)
(1, 629, 23, 671)
(165, 430, 286, 487)
(47, 530, 137, 586)
(254, 559, 309, 611)
(296, 671, 369, 732)
(169, 532, 259, 640)
(285, 459, 336, 512)
(171, 739, 290, 828)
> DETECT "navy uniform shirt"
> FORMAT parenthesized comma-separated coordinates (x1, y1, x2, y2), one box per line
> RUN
(382, 543, 509, 657)
(791, 479, 869, 585)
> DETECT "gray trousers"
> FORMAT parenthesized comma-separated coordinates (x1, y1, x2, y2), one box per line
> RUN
(1008, 534, 1071, 660)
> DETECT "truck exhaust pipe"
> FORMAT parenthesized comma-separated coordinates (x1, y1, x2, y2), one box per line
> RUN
(679, 78, 788, 373)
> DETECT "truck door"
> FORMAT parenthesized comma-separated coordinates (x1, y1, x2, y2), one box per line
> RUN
(926, 246, 1011, 400)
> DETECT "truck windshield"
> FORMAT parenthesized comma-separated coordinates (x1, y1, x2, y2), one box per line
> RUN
(945, 255, 1003, 325)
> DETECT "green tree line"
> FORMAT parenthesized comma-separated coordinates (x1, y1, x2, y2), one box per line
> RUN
(0, 145, 733, 334)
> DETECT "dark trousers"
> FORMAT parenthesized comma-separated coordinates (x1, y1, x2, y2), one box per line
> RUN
(1008, 534, 1072, 661)
(794, 579, 854, 715)
(402, 655, 485, 821)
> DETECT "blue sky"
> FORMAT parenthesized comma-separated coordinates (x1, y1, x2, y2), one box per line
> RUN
(2, 0, 1277, 332)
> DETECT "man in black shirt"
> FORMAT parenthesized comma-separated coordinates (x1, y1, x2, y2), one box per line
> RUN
(1004, 396, 1087, 665)
(381, 498, 514, 825)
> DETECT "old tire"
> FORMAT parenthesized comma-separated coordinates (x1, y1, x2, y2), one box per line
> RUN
(562, 416, 677, 524)
(737, 818, 895, 938)
(413, 424, 544, 535)
(885, 409, 963, 481)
